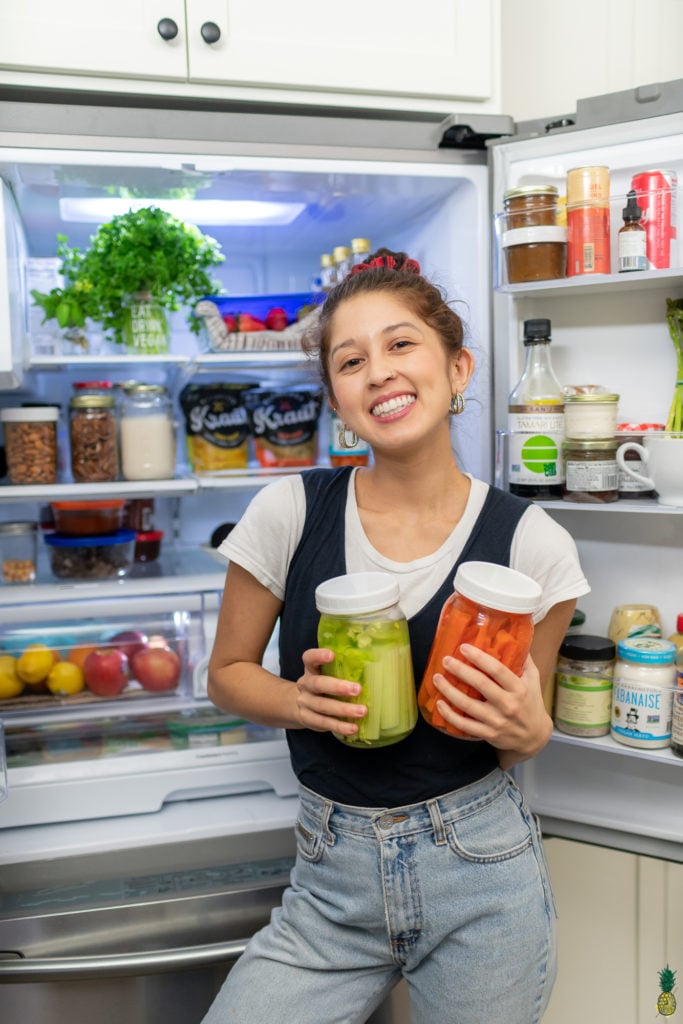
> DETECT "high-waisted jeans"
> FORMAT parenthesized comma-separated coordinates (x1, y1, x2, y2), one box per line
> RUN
(201, 768, 557, 1024)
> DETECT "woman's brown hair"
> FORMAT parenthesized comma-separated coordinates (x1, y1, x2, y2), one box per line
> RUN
(303, 249, 465, 397)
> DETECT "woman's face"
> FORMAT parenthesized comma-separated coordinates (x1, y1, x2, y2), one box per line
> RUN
(326, 291, 473, 453)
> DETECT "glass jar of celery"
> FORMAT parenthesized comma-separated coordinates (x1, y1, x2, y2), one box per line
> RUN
(315, 572, 417, 748)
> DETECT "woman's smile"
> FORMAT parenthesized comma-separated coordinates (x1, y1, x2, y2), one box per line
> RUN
(369, 392, 417, 419)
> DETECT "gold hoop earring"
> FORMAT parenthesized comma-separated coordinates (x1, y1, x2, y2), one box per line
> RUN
(337, 423, 359, 449)
(449, 392, 465, 416)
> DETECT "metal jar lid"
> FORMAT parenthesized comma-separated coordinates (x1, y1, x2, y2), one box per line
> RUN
(0, 520, 37, 535)
(562, 438, 618, 451)
(564, 393, 620, 404)
(124, 384, 168, 395)
(504, 185, 559, 201)
(70, 394, 115, 408)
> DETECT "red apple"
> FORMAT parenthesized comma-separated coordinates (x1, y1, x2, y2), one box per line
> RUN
(131, 646, 181, 692)
(84, 648, 130, 697)
(108, 629, 148, 661)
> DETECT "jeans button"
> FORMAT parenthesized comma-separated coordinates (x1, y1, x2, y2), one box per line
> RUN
(377, 812, 394, 829)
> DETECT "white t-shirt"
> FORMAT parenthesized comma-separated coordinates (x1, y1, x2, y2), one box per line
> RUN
(220, 471, 590, 622)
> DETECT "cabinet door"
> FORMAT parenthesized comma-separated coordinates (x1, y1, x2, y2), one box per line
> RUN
(186, 0, 494, 101)
(0, 0, 187, 79)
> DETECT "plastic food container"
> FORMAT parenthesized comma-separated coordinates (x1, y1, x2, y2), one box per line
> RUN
(50, 500, 126, 536)
(501, 226, 567, 283)
(0, 521, 38, 584)
(44, 529, 136, 580)
(418, 561, 541, 738)
(134, 530, 164, 563)
(315, 571, 417, 748)
(0, 406, 59, 484)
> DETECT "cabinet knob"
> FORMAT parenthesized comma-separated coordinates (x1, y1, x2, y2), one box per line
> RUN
(157, 17, 179, 41)
(200, 21, 221, 44)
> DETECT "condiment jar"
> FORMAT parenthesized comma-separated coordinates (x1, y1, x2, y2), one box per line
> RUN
(315, 571, 417, 748)
(503, 185, 560, 228)
(1, 406, 59, 484)
(607, 603, 662, 644)
(69, 394, 119, 483)
(563, 392, 620, 439)
(0, 521, 38, 584)
(562, 438, 619, 503)
(554, 635, 616, 737)
(418, 561, 541, 739)
(120, 384, 176, 481)
(610, 637, 676, 749)
(72, 380, 114, 399)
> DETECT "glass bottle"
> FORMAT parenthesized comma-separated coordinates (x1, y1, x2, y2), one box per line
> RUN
(315, 571, 417, 748)
(120, 384, 176, 480)
(333, 246, 352, 282)
(320, 254, 336, 292)
(351, 238, 372, 265)
(507, 318, 565, 499)
(618, 190, 647, 273)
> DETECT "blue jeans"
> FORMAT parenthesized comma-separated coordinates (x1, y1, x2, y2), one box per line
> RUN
(202, 768, 557, 1024)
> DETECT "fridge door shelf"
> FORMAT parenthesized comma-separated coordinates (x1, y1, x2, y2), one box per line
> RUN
(497, 265, 683, 298)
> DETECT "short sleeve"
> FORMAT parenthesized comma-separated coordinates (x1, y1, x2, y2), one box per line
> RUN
(510, 504, 591, 622)
(219, 474, 306, 600)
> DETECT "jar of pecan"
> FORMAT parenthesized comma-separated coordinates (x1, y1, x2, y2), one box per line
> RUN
(69, 394, 119, 483)
(0, 406, 59, 484)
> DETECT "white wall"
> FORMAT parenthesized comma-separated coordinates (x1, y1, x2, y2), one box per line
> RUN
(501, 0, 683, 122)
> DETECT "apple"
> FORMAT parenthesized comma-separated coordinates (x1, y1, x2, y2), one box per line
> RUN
(131, 646, 181, 692)
(83, 648, 130, 697)
(108, 629, 148, 661)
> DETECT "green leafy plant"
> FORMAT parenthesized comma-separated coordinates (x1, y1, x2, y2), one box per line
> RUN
(31, 207, 224, 345)
(665, 298, 683, 433)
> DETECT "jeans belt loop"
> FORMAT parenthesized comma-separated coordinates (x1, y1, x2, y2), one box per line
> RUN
(427, 797, 447, 846)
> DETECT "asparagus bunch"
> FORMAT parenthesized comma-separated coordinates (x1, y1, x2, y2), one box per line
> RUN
(665, 298, 683, 433)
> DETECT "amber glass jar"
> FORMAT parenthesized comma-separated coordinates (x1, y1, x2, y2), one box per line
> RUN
(562, 438, 619, 503)
(69, 395, 118, 483)
(503, 185, 559, 228)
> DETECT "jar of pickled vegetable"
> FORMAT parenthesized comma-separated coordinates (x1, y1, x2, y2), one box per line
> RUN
(418, 561, 542, 738)
(315, 571, 416, 748)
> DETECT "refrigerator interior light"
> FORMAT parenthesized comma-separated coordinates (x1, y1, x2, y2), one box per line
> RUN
(58, 197, 307, 226)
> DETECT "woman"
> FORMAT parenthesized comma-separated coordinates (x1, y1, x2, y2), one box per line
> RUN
(203, 251, 589, 1024)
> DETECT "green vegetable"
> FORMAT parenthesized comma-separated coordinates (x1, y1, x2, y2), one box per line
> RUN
(318, 614, 417, 747)
(665, 298, 683, 433)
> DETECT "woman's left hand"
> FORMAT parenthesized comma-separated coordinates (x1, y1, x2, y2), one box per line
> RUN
(432, 644, 553, 766)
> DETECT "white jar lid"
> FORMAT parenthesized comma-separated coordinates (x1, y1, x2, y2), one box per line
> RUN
(453, 561, 542, 614)
(501, 226, 567, 248)
(0, 405, 59, 422)
(315, 571, 400, 615)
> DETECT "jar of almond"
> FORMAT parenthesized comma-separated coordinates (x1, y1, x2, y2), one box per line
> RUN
(69, 395, 119, 483)
(0, 406, 59, 485)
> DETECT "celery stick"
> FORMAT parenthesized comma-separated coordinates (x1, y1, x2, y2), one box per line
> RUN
(379, 645, 401, 731)
(360, 659, 382, 741)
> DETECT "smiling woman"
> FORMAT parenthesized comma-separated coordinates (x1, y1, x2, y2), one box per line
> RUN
(202, 248, 590, 1024)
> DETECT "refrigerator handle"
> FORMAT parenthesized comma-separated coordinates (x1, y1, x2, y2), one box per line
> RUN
(0, 938, 248, 982)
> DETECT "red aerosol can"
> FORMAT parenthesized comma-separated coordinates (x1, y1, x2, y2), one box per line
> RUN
(631, 169, 678, 269)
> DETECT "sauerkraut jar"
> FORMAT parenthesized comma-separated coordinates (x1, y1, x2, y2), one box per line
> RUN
(418, 561, 542, 739)
(315, 572, 417, 748)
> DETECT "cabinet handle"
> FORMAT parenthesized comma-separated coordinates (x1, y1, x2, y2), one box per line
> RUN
(200, 21, 221, 44)
(157, 17, 179, 41)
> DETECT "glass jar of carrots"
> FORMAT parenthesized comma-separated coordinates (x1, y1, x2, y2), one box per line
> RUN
(418, 561, 542, 738)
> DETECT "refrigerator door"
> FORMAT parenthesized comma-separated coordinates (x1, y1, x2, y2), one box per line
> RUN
(488, 79, 683, 862)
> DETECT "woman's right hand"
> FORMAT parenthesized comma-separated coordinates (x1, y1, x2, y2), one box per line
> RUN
(294, 647, 367, 736)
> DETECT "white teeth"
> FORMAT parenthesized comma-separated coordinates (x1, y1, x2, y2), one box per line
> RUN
(371, 395, 416, 417)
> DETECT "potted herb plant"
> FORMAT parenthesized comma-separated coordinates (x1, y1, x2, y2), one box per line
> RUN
(31, 206, 224, 354)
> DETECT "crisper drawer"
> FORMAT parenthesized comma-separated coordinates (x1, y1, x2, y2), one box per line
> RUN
(0, 593, 298, 828)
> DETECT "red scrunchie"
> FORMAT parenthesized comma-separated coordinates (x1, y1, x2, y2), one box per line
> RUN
(349, 255, 421, 276)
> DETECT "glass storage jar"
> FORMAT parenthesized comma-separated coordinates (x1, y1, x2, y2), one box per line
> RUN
(610, 636, 676, 749)
(554, 634, 616, 737)
(562, 438, 619, 502)
(315, 571, 417, 748)
(120, 384, 176, 481)
(418, 561, 541, 739)
(563, 392, 620, 439)
(0, 521, 38, 583)
(1, 406, 59, 484)
(69, 394, 119, 483)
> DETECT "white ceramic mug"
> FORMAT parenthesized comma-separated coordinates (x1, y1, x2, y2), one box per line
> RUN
(616, 433, 683, 506)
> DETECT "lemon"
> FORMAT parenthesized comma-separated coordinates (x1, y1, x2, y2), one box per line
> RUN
(17, 643, 56, 685)
(46, 660, 85, 696)
(0, 654, 24, 699)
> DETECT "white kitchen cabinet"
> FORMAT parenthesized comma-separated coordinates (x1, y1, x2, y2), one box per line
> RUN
(0, 0, 496, 106)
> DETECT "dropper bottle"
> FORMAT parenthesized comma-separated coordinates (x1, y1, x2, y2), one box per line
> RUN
(618, 190, 647, 273)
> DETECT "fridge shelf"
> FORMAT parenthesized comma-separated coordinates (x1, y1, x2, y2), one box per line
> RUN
(0, 478, 198, 503)
(497, 265, 683, 299)
(27, 351, 313, 372)
(548, 727, 682, 768)
(537, 497, 683, 515)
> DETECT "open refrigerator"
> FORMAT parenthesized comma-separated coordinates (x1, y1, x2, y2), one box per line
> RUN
(0, 80, 682, 1019)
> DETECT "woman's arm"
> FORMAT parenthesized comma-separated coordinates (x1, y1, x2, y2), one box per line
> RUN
(426, 598, 576, 769)
(207, 561, 367, 737)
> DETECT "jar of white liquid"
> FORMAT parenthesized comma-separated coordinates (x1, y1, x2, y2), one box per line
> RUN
(120, 384, 176, 480)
